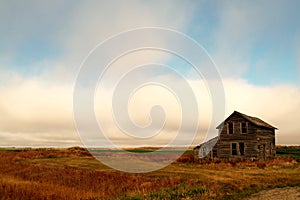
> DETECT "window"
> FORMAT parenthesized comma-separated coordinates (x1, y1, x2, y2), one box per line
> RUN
(231, 143, 237, 155)
(241, 122, 247, 134)
(239, 143, 245, 155)
(228, 122, 234, 134)
(232, 143, 245, 156)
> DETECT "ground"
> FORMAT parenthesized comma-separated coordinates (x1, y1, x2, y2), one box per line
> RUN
(0, 147, 299, 199)
(246, 186, 300, 200)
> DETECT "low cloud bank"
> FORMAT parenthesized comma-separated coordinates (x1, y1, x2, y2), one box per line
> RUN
(0, 75, 299, 147)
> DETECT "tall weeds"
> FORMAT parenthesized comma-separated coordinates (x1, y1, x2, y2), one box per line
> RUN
(0, 149, 299, 199)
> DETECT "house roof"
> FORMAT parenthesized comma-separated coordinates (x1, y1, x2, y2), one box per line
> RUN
(194, 136, 219, 150)
(216, 111, 278, 130)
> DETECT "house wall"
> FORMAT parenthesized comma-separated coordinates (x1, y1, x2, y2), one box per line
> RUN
(256, 128, 276, 160)
(217, 114, 258, 159)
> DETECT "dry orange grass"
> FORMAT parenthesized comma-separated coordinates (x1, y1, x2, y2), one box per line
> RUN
(0, 148, 299, 199)
(0, 150, 182, 199)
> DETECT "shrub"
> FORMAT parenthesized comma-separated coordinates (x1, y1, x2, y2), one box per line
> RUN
(176, 154, 197, 163)
(256, 162, 267, 169)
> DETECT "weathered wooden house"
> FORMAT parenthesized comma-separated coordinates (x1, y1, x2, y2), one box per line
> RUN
(195, 111, 277, 160)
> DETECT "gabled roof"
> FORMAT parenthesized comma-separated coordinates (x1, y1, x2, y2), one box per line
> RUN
(216, 111, 277, 130)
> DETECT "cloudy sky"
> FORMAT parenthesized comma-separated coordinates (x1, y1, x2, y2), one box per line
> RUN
(0, 0, 300, 147)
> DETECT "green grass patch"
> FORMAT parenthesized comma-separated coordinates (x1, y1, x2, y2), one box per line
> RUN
(277, 154, 300, 158)
(125, 149, 155, 153)
(276, 147, 300, 159)
(0, 147, 25, 152)
(148, 184, 210, 199)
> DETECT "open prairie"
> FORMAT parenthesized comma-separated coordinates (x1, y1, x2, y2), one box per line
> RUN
(0, 147, 299, 200)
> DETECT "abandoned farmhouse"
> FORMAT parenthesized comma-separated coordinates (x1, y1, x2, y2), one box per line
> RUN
(195, 111, 277, 160)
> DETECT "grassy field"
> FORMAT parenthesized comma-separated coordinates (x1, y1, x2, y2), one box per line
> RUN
(276, 146, 300, 158)
(0, 147, 299, 199)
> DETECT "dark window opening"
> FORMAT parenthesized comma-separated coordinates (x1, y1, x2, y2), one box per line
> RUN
(228, 122, 234, 134)
(241, 122, 247, 134)
(231, 143, 237, 155)
(239, 143, 245, 155)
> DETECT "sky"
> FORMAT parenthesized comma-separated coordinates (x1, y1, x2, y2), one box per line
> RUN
(0, 0, 300, 147)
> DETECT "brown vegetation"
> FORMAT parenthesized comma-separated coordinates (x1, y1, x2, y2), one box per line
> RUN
(0, 148, 299, 199)
(0, 149, 182, 199)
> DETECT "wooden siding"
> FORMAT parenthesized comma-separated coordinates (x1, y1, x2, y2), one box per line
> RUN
(196, 112, 276, 160)
(256, 128, 276, 159)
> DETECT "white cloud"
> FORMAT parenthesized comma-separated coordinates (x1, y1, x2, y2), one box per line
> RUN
(0, 1, 202, 147)
(0, 1, 198, 84)
(211, 1, 297, 78)
(59, 1, 198, 77)
(0, 1, 299, 147)
(296, 31, 300, 78)
(0, 74, 299, 146)
(94, 74, 213, 147)
(224, 79, 300, 145)
(0, 76, 79, 147)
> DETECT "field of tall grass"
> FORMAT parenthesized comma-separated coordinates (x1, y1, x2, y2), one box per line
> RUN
(0, 147, 299, 199)
(276, 145, 300, 158)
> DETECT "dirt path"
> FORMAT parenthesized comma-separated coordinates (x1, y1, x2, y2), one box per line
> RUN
(245, 186, 300, 200)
